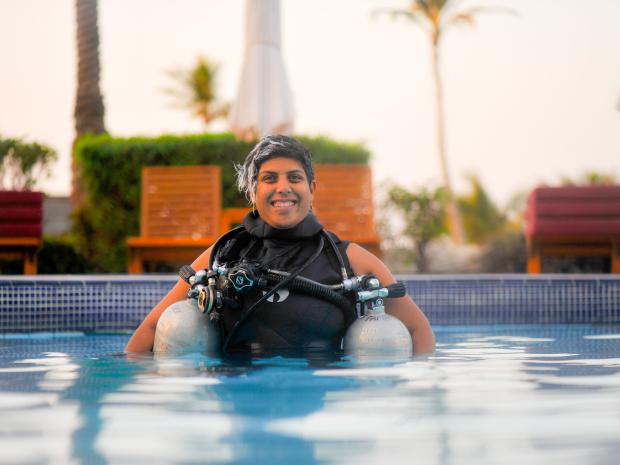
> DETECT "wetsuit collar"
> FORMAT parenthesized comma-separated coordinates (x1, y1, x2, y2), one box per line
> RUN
(243, 210, 323, 240)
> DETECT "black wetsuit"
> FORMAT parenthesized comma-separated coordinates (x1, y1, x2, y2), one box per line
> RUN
(219, 212, 355, 352)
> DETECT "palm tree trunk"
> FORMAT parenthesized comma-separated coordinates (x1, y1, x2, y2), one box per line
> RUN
(431, 42, 465, 244)
(72, 0, 106, 207)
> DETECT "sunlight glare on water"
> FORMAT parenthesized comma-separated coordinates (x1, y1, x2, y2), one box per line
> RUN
(1, 325, 620, 465)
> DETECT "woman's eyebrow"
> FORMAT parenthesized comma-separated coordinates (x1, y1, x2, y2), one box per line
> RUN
(260, 169, 305, 175)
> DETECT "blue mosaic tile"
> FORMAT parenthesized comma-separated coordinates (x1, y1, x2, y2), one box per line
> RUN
(1, 274, 620, 332)
(405, 274, 620, 325)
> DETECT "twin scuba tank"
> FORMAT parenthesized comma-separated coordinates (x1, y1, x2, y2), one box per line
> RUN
(153, 264, 413, 359)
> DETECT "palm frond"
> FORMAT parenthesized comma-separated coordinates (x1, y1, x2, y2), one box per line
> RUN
(162, 56, 228, 126)
(372, 8, 414, 22)
(444, 12, 475, 27)
(371, 7, 429, 30)
(443, 5, 516, 29)
(463, 5, 518, 17)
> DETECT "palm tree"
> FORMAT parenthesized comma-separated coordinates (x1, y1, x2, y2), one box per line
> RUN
(376, 0, 513, 244)
(164, 56, 229, 128)
(457, 174, 506, 243)
(73, 0, 106, 206)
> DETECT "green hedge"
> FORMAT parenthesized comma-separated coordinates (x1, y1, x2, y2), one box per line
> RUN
(73, 132, 370, 272)
(0, 237, 94, 274)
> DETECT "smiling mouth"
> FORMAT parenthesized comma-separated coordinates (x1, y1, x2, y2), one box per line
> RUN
(271, 200, 296, 207)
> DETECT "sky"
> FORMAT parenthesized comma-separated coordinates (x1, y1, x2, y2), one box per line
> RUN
(1, 0, 619, 209)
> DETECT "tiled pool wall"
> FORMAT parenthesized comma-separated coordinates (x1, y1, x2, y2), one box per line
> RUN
(0, 274, 619, 333)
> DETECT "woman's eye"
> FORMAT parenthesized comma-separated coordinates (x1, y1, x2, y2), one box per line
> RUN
(262, 175, 276, 182)
(289, 174, 303, 182)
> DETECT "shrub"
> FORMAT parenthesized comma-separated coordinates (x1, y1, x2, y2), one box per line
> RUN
(457, 175, 507, 243)
(383, 184, 447, 272)
(0, 136, 57, 190)
(477, 230, 527, 273)
(37, 237, 95, 274)
(0, 237, 94, 274)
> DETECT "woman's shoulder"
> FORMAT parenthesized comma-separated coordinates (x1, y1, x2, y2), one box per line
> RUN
(346, 242, 395, 282)
(191, 245, 213, 271)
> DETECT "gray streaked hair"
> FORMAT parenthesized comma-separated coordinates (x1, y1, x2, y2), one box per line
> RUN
(235, 135, 314, 202)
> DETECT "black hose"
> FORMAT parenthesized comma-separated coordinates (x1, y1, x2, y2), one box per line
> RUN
(261, 272, 355, 322)
(321, 230, 348, 280)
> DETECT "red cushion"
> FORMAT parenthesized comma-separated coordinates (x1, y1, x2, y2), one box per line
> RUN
(531, 202, 620, 216)
(0, 207, 42, 221)
(525, 186, 620, 237)
(0, 191, 44, 205)
(0, 224, 42, 237)
(529, 185, 620, 200)
(527, 219, 620, 236)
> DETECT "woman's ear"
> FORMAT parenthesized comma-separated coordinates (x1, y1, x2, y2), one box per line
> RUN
(310, 180, 316, 195)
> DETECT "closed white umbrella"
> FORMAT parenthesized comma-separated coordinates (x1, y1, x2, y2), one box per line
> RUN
(229, 0, 295, 140)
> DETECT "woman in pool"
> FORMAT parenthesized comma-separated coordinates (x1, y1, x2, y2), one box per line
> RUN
(125, 135, 435, 354)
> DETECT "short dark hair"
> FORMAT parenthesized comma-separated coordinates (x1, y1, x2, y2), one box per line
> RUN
(235, 135, 314, 201)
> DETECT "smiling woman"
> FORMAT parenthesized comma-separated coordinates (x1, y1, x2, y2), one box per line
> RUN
(125, 135, 435, 355)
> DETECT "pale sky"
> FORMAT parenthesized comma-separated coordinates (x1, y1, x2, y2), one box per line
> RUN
(1, 0, 619, 208)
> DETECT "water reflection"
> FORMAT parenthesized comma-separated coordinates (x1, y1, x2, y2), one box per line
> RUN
(1, 327, 620, 465)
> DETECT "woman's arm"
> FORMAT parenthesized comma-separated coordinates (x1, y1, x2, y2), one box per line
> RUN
(124, 246, 213, 353)
(346, 243, 436, 355)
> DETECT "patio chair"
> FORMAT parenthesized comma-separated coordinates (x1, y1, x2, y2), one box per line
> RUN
(0, 191, 43, 274)
(313, 164, 381, 257)
(127, 166, 221, 273)
(219, 207, 251, 232)
(524, 185, 620, 273)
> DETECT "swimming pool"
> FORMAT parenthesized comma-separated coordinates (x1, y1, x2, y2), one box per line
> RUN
(1, 325, 619, 465)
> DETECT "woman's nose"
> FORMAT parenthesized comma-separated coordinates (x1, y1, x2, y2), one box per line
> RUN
(276, 177, 292, 193)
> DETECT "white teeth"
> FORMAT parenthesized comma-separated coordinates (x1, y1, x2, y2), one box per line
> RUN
(273, 201, 294, 207)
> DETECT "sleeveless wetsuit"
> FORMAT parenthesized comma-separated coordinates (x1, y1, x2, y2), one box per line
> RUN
(219, 211, 355, 352)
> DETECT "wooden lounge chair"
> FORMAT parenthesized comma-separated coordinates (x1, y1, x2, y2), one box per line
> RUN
(313, 164, 381, 257)
(220, 207, 250, 232)
(127, 166, 221, 273)
(524, 185, 620, 273)
(0, 191, 43, 274)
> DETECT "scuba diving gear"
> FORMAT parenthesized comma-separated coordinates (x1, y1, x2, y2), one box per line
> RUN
(208, 212, 357, 351)
(152, 211, 414, 356)
(154, 262, 411, 355)
(169, 258, 411, 356)
(222, 233, 327, 352)
(180, 231, 357, 352)
(182, 245, 356, 319)
(322, 229, 349, 280)
(343, 312, 413, 358)
(343, 276, 413, 358)
(153, 299, 220, 354)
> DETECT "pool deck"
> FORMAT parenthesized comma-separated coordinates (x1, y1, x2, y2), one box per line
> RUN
(1, 274, 619, 333)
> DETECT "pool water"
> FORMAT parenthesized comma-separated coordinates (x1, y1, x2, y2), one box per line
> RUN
(1, 325, 619, 465)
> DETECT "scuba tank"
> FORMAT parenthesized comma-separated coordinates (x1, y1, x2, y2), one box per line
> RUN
(153, 267, 222, 355)
(153, 299, 217, 354)
(343, 277, 413, 358)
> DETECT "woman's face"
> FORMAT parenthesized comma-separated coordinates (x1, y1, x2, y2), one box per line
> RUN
(254, 156, 315, 229)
